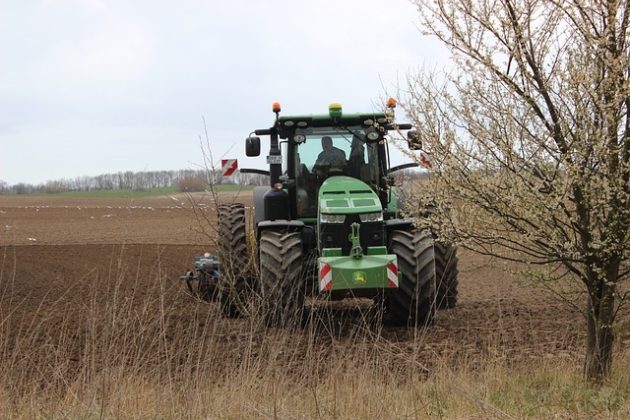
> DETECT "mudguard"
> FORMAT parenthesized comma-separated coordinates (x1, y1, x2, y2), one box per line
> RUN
(252, 186, 268, 226)
(257, 220, 305, 235)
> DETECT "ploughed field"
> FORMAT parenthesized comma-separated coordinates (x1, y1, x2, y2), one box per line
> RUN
(1, 191, 612, 371)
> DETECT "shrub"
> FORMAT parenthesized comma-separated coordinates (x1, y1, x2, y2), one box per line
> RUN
(177, 176, 207, 192)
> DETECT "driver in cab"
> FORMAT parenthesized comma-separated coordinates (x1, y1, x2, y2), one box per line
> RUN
(314, 136, 346, 172)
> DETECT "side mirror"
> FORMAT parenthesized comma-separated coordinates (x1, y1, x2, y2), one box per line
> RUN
(407, 130, 422, 150)
(245, 136, 261, 156)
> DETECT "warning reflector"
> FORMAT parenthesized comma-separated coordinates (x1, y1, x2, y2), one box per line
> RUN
(319, 262, 333, 292)
(419, 152, 432, 169)
(387, 262, 399, 288)
(221, 159, 238, 176)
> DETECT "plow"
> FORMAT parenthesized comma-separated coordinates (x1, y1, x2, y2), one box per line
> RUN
(181, 253, 221, 301)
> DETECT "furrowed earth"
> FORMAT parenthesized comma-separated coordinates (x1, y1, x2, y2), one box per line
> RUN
(1, 191, 627, 385)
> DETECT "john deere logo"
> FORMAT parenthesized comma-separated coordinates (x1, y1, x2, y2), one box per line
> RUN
(353, 271, 367, 284)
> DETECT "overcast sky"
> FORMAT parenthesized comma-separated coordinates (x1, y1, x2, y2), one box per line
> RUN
(0, 0, 450, 185)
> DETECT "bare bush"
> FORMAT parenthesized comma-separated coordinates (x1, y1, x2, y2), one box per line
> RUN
(41, 180, 68, 194)
(404, 0, 630, 382)
(176, 176, 207, 192)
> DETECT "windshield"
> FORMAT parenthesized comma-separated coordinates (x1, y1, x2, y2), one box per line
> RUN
(292, 126, 381, 217)
(295, 127, 379, 180)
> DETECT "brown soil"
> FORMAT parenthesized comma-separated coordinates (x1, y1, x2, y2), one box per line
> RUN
(1, 192, 626, 380)
(0, 191, 252, 245)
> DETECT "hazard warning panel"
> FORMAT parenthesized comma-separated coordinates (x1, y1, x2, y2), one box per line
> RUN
(419, 152, 432, 169)
(221, 159, 238, 176)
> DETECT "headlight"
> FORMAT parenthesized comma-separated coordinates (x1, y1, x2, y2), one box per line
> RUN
(320, 213, 346, 223)
(359, 212, 383, 222)
(294, 134, 306, 143)
(366, 131, 380, 141)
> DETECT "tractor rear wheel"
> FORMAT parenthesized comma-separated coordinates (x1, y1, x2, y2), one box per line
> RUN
(217, 203, 252, 318)
(259, 230, 304, 327)
(435, 241, 459, 309)
(386, 229, 436, 326)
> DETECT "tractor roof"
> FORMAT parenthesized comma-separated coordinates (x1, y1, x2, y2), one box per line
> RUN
(278, 112, 388, 128)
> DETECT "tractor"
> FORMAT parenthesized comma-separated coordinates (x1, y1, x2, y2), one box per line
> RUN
(215, 100, 458, 327)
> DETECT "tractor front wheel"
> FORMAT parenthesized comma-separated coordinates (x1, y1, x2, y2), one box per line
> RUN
(386, 229, 436, 326)
(259, 230, 304, 327)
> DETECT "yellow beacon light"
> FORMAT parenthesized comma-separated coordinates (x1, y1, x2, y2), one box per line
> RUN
(386, 97, 397, 108)
(329, 102, 342, 118)
(272, 102, 282, 113)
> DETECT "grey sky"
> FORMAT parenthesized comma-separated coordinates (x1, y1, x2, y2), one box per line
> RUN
(0, 0, 449, 185)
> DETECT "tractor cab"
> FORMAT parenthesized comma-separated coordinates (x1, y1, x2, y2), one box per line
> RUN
(286, 125, 382, 217)
(246, 101, 419, 223)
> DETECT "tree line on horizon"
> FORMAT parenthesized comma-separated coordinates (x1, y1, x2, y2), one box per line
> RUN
(0, 169, 270, 195)
(0, 167, 428, 195)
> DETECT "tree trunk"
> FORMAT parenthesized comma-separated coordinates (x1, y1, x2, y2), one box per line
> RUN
(584, 275, 616, 383)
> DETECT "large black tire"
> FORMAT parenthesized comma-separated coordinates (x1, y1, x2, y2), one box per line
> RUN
(259, 230, 304, 327)
(386, 229, 436, 326)
(434, 241, 459, 309)
(217, 203, 252, 318)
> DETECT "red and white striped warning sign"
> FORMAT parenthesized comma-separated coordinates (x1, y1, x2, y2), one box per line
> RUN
(387, 261, 399, 288)
(319, 262, 333, 292)
(419, 152, 432, 169)
(221, 159, 238, 176)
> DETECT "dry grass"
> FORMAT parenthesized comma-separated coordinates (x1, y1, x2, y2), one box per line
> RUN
(1, 242, 629, 419)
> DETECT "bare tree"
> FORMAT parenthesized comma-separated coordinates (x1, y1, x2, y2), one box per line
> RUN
(404, 0, 630, 382)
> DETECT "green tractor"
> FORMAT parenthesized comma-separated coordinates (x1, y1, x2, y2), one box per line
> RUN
(217, 100, 458, 327)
